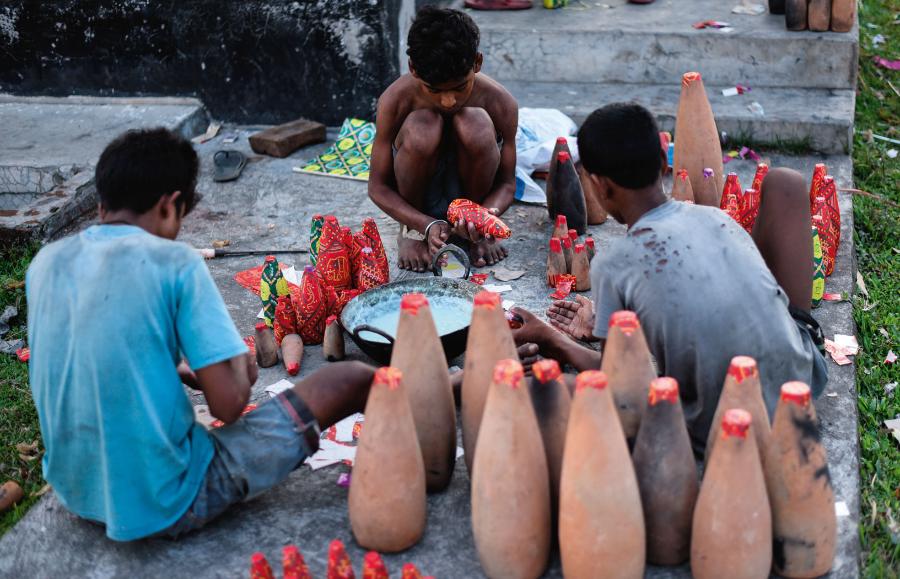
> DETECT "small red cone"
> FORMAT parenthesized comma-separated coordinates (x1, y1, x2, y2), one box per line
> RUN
(250, 552, 275, 579)
(362, 551, 389, 579)
(327, 539, 355, 579)
(401, 563, 423, 579)
(282, 545, 311, 579)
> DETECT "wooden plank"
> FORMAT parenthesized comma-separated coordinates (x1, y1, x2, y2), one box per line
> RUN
(249, 118, 326, 158)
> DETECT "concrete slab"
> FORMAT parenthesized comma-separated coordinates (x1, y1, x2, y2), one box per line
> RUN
(0, 127, 860, 577)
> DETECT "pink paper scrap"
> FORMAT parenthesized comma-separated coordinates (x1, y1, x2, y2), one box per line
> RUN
(886, 350, 898, 365)
(336, 473, 351, 487)
(822, 292, 843, 301)
(873, 56, 900, 71)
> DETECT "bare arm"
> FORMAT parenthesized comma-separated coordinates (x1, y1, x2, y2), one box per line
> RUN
(482, 103, 518, 215)
(511, 307, 603, 372)
(194, 352, 257, 424)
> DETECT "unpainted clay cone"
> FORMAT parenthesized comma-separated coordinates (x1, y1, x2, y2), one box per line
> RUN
(632, 377, 699, 566)
(584, 236, 596, 262)
(766, 382, 836, 577)
(808, 163, 827, 214)
(559, 371, 645, 579)
(561, 236, 574, 274)
(674, 72, 725, 199)
(250, 552, 276, 579)
(808, 0, 831, 30)
(461, 291, 519, 474)
(695, 167, 720, 207)
(705, 356, 771, 467)
(552, 214, 569, 241)
(349, 367, 426, 552)
(327, 539, 356, 579)
(0, 481, 23, 513)
(691, 409, 772, 579)
(547, 237, 567, 288)
(283, 545, 312, 579)
(390, 293, 456, 493)
(580, 164, 609, 224)
(831, 0, 855, 31)
(547, 137, 571, 218)
(362, 551, 389, 579)
(600, 311, 656, 445)
(786, 0, 809, 29)
(281, 333, 303, 376)
(528, 359, 571, 534)
(471, 359, 551, 579)
(323, 315, 345, 362)
(551, 151, 588, 235)
(671, 169, 695, 203)
(255, 322, 279, 368)
(572, 243, 591, 292)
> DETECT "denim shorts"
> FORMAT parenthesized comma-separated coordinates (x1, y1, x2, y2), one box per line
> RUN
(152, 393, 318, 539)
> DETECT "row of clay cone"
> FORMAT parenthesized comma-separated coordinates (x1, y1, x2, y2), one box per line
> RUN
(547, 214, 594, 291)
(775, 0, 855, 32)
(546, 137, 608, 232)
(250, 539, 432, 579)
(257, 312, 347, 375)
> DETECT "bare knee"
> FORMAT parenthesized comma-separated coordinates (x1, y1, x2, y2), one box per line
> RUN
(452, 107, 497, 155)
(396, 110, 443, 157)
(761, 167, 807, 204)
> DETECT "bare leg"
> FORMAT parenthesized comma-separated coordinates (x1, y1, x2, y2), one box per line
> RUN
(751, 167, 813, 312)
(291, 361, 375, 429)
(394, 110, 444, 272)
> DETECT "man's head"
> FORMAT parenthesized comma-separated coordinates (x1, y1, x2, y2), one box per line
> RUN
(96, 128, 199, 239)
(407, 6, 482, 114)
(577, 103, 666, 224)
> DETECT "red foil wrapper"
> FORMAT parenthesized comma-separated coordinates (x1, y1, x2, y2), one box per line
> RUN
(550, 274, 576, 299)
(469, 273, 488, 286)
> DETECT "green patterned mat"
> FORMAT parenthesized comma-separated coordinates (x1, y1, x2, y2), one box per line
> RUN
(293, 118, 375, 181)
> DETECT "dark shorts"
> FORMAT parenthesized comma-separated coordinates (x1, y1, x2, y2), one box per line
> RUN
(789, 305, 829, 398)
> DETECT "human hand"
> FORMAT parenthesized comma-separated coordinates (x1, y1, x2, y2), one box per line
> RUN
(451, 207, 500, 243)
(510, 307, 559, 350)
(517, 342, 541, 376)
(548, 295, 596, 342)
(245, 351, 259, 386)
(427, 221, 450, 256)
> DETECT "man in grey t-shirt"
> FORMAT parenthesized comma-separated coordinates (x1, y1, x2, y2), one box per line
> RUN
(512, 103, 827, 453)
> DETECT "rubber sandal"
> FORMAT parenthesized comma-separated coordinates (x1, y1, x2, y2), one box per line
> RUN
(213, 150, 247, 182)
(464, 0, 534, 10)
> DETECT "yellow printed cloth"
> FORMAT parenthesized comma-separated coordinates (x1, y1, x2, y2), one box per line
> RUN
(294, 118, 375, 181)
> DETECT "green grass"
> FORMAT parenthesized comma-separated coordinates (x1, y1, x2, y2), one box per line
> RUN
(853, 1, 900, 576)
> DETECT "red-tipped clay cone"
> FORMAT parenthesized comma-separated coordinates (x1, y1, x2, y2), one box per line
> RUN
(362, 551, 388, 579)
(472, 359, 551, 579)
(786, 0, 808, 29)
(283, 545, 312, 579)
(765, 382, 836, 577)
(808, 163, 827, 214)
(281, 333, 303, 376)
(250, 552, 275, 579)
(632, 377, 699, 566)
(692, 409, 772, 579)
(390, 293, 457, 493)
(559, 370, 645, 578)
(551, 214, 569, 241)
(323, 315, 345, 362)
(348, 367, 426, 551)
(831, 0, 856, 31)
(705, 356, 771, 468)
(0, 481, 23, 513)
(572, 243, 591, 292)
(674, 72, 725, 201)
(461, 291, 519, 475)
(585, 236, 596, 262)
(696, 167, 720, 207)
(671, 169, 695, 203)
(327, 539, 356, 579)
(561, 235, 574, 274)
(550, 151, 588, 235)
(255, 322, 278, 368)
(600, 311, 656, 445)
(547, 137, 571, 219)
(720, 172, 743, 222)
(547, 237, 567, 288)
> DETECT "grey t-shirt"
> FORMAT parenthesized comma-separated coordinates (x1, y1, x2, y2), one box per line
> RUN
(591, 200, 827, 451)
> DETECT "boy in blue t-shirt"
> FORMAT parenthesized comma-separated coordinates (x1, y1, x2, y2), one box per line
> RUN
(27, 128, 374, 541)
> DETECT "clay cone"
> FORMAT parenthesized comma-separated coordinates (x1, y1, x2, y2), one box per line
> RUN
(632, 377, 699, 566)
(808, 0, 830, 30)
(551, 214, 569, 242)
(740, 188, 761, 234)
(547, 137, 571, 219)
(585, 236, 596, 262)
(572, 243, 591, 292)
(362, 551, 389, 579)
(294, 265, 335, 345)
(561, 236, 574, 274)
(471, 359, 551, 579)
(673, 72, 725, 200)
(390, 293, 457, 493)
(250, 553, 275, 579)
(255, 322, 279, 368)
(567, 228, 579, 247)
(580, 164, 609, 224)
(0, 481, 23, 512)
(808, 163, 827, 213)
(354, 247, 384, 292)
(281, 334, 303, 376)
(692, 409, 772, 579)
(323, 315, 345, 362)
(705, 356, 771, 466)
(309, 214, 325, 266)
(765, 382, 836, 577)
(786, 0, 808, 29)
(696, 167, 720, 207)
(819, 176, 841, 276)
(528, 359, 571, 534)
(751, 162, 770, 193)
(720, 172, 742, 214)
(349, 367, 426, 551)
(811, 220, 826, 308)
(461, 291, 519, 474)
(547, 237, 567, 288)
(283, 545, 312, 579)
(831, 0, 855, 32)
(550, 151, 588, 235)
(671, 169, 695, 203)
(327, 539, 356, 579)
(559, 371, 645, 579)
(600, 311, 656, 446)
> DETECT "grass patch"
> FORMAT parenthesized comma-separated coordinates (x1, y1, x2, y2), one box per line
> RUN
(854, 1, 900, 576)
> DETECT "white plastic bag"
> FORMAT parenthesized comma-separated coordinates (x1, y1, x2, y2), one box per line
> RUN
(514, 108, 579, 204)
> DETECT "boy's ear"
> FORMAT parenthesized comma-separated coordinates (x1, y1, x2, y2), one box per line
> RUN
(158, 190, 183, 219)
(474, 53, 483, 74)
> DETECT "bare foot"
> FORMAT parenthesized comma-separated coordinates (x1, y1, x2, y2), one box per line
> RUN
(397, 231, 432, 273)
(469, 237, 508, 268)
(547, 295, 596, 342)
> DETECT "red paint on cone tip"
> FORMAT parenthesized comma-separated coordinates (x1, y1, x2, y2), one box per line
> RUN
(265, 255, 276, 263)
(568, 229, 578, 241)
(576, 370, 608, 392)
(728, 356, 758, 382)
(550, 237, 562, 252)
(558, 151, 571, 164)
(493, 359, 525, 388)
(363, 551, 388, 577)
(781, 381, 811, 406)
(575, 243, 585, 254)
(374, 366, 403, 390)
(252, 553, 267, 564)
(474, 291, 501, 308)
(401, 292, 429, 314)
(648, 377, 680, 405)
(556, 215, 568, 228)
(677, 169, 689, 180)
(326, 315, 337, 326)
(325, 215, 338, 224)
(682, 71, 702, 86)
(313, 213, 323, 220)
(721, 408, 752, 439)
(532, 359, 562, 383)
(556, 136, 568, 145)
(255, 322, 268, 331)
(562, 236, 572, 249)
(287, 363, 300, 376)
(609, 310, 640, 334)
(703, 168, 715, 179)
(585, 237, 595, 249)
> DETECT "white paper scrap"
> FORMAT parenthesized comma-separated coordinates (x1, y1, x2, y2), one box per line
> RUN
(834, 334, 860, 356)
(835, 501, 850, 517)
(502, 300, 515, 311)
(305, 439, 357, 470)
(282, 265, 301, 286)
(456, 446, 465, 459)
(722, 87, 740, 97)
(265, 379, 295, 398)
(334, 413, 365, 442)
(483, 284, 513, 294)
(257, 308, 266, 320)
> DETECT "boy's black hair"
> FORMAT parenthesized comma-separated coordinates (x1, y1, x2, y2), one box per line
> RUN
(577, 103, 663, 189)
(95, 127, 200, 216)
(407, 6, 480, 86)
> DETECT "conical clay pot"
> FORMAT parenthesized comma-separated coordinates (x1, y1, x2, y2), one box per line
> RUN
(671, 169, 695, 203)
(673, 72, 725, 201)
(547, 137, 571, 219)
(547, 238, 568, 288)
(281, 334, 303, 376)
(572, 243, 591, 292)
(255, 322, 279, 368)
(323, 315, 345, 362)
(705, 356, 771, 466)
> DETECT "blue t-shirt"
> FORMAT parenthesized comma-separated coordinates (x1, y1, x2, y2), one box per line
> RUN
(26, 224, 247, 541)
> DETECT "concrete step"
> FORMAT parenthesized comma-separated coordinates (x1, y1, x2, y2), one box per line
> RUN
(506, 80, 855, 154)
(470, 0, 858, 89)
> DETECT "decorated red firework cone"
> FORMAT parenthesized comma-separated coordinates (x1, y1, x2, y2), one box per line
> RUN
(294, 265, 334, 345)
(317, 217, 352, 291)
(549, 151, 588, 235)
(323, 315, 345, 362)
(390, 293, 457, 493)
(309, 214, 325, 266)
(600, 311, 656, 446)
(561, 235, 574, 274)
(528, 359, 571, 536)
(831, 0, 856, 31)
(342, 226, 360, 283)
(400, 563, 423, 579)
(692, 409, 772, 579)
(696, 167, 720, 207)
(585, 235, 596, 262)
(472, 359, 551, 579)
(361, 551, 388, 579)
(0, 481, 23, 513)
(808, 0, 830, 30)
(751, 162, 769, 193)
(281, 333, 303, 376)
(260, 255, 289, 327)
(820, 176, 841, 276)
(671, 168, 695, 203)
(559, 371, 645, 578)
(632, 377, 699, 566)
(547, 237, 567, 288)
(357, 218, 390, 284)
(740, 188, 761, 233)
(254, 322, 278, 368)
(547, 136, 571, 219)
(327, 539, 356, 579)
(765, 382, 837, 577)
(786, 0, 808, 29)
(674, 72, 725, 199)
(580, 164, 609, 224)
(274, 294, 298, 345)
(282, 545, 312, 579)
(250, 552, 275, 579)
(461, 291, 519, 474)
(720, 172, 743, 221)
(349, 367, 426, 552)
(354, 247, 385, 291)
(447, 198, 512, 240)
(811, 218, 826, 308)
(572, 243, 591, 292)
(808, 163, 827, 213)
(705, 356, 771, 467)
